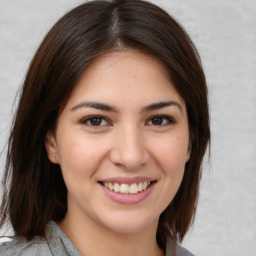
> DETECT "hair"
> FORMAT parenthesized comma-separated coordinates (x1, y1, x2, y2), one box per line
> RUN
(0, 0, 210, 250)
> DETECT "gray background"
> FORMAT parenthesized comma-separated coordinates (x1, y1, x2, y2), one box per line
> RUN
(0, 0, 255, 255)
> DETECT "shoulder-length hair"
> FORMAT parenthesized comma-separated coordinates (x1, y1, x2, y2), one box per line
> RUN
(0, 0, 210, 249)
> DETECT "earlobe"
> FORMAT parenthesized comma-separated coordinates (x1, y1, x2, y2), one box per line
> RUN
(45, 131, 59, 164)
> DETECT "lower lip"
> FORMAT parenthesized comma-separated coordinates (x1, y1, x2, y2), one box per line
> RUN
(100, 182, 156, 205)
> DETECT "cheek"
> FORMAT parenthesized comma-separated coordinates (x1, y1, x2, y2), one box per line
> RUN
(56, 136, 102, 178)
(56, 132, 113, 189)
(154, 135, 189, 167)
(151, 134, 189, 189)
(147, 135, 189, 213)
(56, 140, 101, 202)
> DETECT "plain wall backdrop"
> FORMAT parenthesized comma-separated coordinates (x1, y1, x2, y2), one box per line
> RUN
(0, 0, 255, 255)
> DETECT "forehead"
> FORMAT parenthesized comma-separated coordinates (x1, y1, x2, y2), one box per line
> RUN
(92, 49, 169, 74)
(64, 49, 185, 110)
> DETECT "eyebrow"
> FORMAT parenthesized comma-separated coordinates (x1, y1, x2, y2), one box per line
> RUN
(71, 101, 118, 112)
(141, 101, 182, 113)
(70, 100, 182, 113)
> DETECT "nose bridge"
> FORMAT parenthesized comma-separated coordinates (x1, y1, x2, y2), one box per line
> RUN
(110, 122, 149, 170)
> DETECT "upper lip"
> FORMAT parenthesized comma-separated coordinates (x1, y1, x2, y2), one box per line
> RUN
(99, 176, 156, 185)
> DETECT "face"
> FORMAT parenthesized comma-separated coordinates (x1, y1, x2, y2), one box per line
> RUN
(46, 50, 190, 235)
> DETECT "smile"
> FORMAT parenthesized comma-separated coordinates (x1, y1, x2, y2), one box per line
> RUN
(102, 181, 151, 194)
(99, 177, 157, 204)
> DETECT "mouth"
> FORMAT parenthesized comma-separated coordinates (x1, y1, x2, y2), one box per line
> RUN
(98, 174, 158, 196)
(99, 181, 156, 195)
(98, 177, 157, 204)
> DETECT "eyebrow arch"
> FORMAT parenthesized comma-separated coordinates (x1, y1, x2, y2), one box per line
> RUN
(70, 100, 182, 113)
(71, 101, 118, 112)
(142, 101, 183, 113)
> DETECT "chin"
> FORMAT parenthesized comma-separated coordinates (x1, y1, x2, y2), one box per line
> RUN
(99, 212, 158, 235)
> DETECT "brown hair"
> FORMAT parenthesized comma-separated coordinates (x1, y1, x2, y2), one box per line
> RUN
(0, 0, 210, 249)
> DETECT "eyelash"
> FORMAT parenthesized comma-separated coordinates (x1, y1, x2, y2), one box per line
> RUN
(146, 115, 176, 126)
(80, 115, 111, 127)
(80, 115, 175, 128)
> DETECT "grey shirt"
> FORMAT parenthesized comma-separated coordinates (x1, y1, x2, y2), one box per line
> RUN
(0, 221, 194, 256)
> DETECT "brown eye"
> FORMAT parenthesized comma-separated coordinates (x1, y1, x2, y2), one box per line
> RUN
(147, 115, 175, 126)
(151, 116, 164, 125)
(89, 117, 102, 126)
(81, 116, 110, 127)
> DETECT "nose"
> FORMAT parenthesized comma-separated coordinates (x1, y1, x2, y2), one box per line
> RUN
(109, 125, 150, 170)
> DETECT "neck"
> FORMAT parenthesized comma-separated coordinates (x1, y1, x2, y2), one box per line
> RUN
(58, 211, 164, 256)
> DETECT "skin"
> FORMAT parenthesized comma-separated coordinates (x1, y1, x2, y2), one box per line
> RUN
(45, 50, 190, 256)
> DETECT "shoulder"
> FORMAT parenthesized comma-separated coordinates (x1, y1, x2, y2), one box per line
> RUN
(0, 221, 80, 256)
(166, 237, 195, 256)
(0, 237, 51, 256)
(176, 246, 195, 256)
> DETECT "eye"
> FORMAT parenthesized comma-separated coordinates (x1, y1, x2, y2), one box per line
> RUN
(147, 115, 175, 126)
(80, 115, 110, 127)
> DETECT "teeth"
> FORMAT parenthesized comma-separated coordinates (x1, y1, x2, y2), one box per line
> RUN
(114, 183, 120, 192)
(120, 184, 129, 193)
(138, 182, 143, 192)
(108, 183, 114, 191)
(129, 183, 138, 194)
(103, 181, 151, 194)
(142, 181, 148, 190)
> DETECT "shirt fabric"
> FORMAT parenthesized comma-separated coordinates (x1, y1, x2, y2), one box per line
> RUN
(0, 221, 194, 256)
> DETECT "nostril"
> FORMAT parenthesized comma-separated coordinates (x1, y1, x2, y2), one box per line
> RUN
(109, 148, 150, 170)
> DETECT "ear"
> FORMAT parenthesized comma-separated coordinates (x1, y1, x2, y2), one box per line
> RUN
(45, 131, 59, 164)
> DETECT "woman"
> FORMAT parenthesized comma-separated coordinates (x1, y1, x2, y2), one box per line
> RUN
(0, 0, 210, 255)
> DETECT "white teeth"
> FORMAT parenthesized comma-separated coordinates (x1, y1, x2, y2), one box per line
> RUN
(142, 181, 148, 190)
(138, 182, 143, 192)
(103, 181, 152, 194)
(108, 183, 114, 191)
(114, 183, 120, 192)
(129, 183, 138, 194)
(120, 184, 129, 193)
